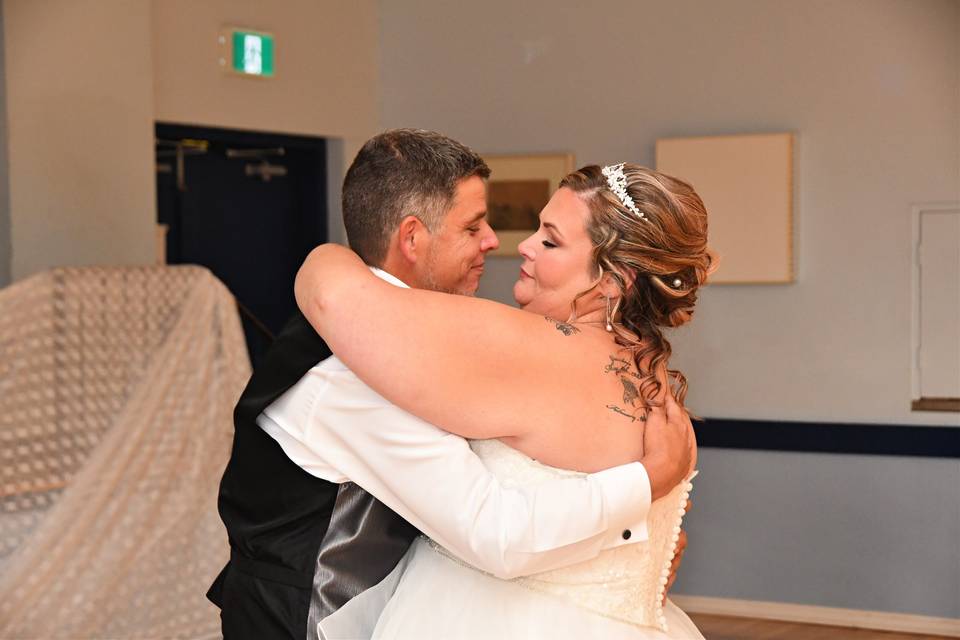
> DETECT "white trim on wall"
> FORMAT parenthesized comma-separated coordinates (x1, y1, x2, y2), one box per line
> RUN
(673, 595, 960, 637)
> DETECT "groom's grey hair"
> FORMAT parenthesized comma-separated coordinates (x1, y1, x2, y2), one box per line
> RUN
(342, 128, 490, 266)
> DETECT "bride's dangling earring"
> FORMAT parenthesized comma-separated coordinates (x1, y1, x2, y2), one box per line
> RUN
(605, 297, 613, 332)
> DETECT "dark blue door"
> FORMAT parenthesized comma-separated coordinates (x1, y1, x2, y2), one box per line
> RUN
(156, 123, 327, 366)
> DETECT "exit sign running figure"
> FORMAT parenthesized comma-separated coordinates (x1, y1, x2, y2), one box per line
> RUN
(220, 28, 275, 78)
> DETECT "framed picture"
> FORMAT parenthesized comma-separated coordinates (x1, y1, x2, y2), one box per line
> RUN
(481, 153, 575, 256)
(656, 133, 795, 284)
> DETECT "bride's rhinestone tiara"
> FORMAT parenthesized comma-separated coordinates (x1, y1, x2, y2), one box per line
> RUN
(601, 163, 645, 220)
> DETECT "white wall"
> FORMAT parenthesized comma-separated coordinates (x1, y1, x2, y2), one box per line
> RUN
(152, 1, 378, 142)
(4, 0, 156, 281)
(378, 0, 960, 617)
(151, 0, 379, 245)
(1, 1, 380, 281)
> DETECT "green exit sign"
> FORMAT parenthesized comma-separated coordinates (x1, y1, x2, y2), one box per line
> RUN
(221, 28, 274, 77)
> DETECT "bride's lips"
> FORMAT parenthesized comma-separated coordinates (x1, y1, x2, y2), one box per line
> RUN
(519, 268, 532, 280)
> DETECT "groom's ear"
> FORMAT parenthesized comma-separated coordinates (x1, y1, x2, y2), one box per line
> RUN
(396, 215, 427, 264)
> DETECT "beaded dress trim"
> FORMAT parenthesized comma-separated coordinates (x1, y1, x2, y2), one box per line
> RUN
(426, 440, 697, 633)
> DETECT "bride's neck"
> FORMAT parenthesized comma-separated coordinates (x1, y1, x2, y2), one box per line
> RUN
(570, 308, 606, 325)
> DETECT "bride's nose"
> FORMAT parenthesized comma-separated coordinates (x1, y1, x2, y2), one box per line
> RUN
(517, 233, 536, 261)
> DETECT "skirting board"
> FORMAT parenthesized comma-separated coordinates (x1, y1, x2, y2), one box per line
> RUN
(671, 595, 960, 638)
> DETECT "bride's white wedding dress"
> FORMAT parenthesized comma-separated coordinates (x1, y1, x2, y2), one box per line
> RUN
(336, 439, 703, 639)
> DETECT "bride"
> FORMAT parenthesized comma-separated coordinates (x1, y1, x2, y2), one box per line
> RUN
(295, 162, 715, 638)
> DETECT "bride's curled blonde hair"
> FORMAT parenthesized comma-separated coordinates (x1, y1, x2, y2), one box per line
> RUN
(561, 164, 717, 411)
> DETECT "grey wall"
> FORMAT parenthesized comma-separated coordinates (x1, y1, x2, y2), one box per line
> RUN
(0, 1, 11, 288)
(677, 449, 959, 617)
(379, 0, 960, 618)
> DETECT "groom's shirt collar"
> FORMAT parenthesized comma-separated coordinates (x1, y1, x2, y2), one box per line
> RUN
(370, 267, 410, 289)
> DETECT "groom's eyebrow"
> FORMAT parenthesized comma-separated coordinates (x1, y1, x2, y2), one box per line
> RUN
(465, 210, 488, 226)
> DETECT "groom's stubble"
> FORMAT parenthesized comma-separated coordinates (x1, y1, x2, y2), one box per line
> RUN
(421, 242, 479, 297)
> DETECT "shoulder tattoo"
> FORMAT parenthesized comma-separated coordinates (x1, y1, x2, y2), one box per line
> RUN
(545, 316, 580, 336)
(604, 356, 647, 422)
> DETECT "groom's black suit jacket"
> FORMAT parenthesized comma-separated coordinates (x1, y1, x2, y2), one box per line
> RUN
(207, 311, 419, 640)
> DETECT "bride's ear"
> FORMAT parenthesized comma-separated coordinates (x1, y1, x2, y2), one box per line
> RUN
(598, 267, 635, 299)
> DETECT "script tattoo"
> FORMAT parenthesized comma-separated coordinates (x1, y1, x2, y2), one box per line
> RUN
(604, 356, 646, 422)
(606, 404, 638, 422)
(545, 316, 580, 336)
(604, 356, 641, 379)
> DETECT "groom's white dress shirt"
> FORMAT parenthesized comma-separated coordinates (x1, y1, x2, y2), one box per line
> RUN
(260, 268, 652, 580)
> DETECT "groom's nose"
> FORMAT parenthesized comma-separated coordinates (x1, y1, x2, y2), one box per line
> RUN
(480, 224, 499, 252)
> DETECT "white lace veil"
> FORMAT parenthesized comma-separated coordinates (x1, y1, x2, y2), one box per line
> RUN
(0, 266, 250, 638)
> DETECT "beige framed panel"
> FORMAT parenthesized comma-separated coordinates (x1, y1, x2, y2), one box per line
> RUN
(656, 133, 795, 284)
(481, 153, 575, 256)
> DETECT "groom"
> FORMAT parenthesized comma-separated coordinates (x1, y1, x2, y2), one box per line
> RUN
(207, 129, 695, 640)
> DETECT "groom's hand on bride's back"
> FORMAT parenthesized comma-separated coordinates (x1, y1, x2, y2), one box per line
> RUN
(640, 394, 696, 502)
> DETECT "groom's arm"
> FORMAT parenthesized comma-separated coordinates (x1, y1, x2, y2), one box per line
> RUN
(260, 360, 657, 580)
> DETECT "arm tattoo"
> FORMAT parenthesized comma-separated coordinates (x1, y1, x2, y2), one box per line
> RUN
(545, 316, 580, 336)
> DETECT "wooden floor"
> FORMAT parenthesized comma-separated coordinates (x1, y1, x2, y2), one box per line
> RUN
(688, 613, 954, 640)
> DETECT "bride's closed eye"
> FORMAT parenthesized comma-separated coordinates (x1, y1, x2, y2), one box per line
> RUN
(541, 240, 557, 248)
